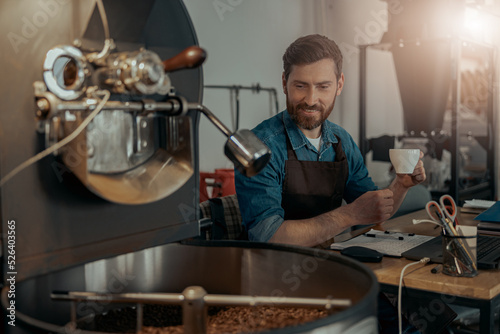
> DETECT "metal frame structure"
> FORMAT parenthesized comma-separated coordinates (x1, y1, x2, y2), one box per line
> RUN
(380, 283, 500, 333)
(359, 38, 496, 204)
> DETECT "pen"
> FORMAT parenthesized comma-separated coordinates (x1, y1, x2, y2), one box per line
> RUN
(434, 209, 451, 235)
(365, 233, 404, 240)
(431, 264, 443, 274)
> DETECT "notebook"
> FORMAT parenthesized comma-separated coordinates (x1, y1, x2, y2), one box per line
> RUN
(330, 229, 434, 257)
(402, 234, 500, 269)
(474, 201, 500, 223)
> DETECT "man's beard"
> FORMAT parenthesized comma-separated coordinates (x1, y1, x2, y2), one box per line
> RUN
(286, 98, 335, 130)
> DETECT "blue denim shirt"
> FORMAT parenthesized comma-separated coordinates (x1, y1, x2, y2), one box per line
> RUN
(235, 110, 377, 242)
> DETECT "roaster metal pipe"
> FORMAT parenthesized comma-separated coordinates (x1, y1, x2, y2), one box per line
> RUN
(187, 102, 232, 137)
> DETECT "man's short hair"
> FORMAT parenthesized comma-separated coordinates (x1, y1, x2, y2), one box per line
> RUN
(283, 34, 343, 81)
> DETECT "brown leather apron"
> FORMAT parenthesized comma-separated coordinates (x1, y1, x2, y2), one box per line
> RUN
(281, 134, 348, 220)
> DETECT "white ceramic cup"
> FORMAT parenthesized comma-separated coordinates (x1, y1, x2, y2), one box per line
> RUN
(389, 149, 420, 174)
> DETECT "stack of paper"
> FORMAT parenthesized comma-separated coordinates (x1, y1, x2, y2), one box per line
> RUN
(464, 199, 496, 209)
(462, 199, 496, 214)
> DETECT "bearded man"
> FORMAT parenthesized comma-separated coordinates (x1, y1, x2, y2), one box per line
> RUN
(235, 34, 426, 247)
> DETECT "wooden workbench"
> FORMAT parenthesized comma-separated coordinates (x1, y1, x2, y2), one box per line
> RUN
(343, 209, 500, 333)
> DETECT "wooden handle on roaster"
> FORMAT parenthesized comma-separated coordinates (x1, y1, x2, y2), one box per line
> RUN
(162, 46, 207, 72)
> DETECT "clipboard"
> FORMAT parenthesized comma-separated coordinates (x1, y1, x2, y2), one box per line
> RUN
(330, 229, 434, 257)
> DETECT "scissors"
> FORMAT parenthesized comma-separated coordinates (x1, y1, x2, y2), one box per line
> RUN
(438, 194, 458, 226)
(425, 195, 458, 235)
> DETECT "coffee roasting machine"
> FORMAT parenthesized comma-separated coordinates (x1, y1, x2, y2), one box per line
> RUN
(1, 1, 379, 333)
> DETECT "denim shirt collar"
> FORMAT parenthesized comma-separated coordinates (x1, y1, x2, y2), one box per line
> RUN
(282, 110, 339, 150)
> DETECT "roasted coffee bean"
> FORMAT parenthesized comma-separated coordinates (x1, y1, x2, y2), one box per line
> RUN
(87, 304, 330, 333)
(141, 306, 330, 334)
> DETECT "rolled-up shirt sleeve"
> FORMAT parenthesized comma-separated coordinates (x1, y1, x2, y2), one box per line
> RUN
(247, 214, 283, 242)
(235, 142, 287, 242)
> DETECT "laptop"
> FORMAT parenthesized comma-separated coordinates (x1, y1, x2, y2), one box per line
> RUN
(402, 234, 500, 269)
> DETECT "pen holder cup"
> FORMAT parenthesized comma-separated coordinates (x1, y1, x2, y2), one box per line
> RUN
(442, 226, 478, 278)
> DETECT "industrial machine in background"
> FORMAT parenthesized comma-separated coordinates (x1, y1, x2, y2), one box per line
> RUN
(0, 0, 208, 283)
(359, 0, 498, 203)
(0, 1, 378, 333)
